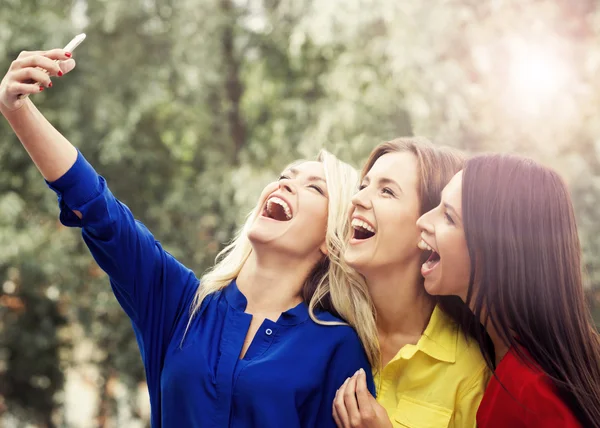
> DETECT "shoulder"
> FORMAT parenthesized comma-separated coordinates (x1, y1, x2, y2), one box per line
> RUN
(495, 350, 572, 410)
(428, 311, 489, 394)
(432, 306, 487, 371)
(312, 309, 348, 324)
(507, 352, 561, 400)
(498, 349, 546, 387)
(308, 310, 375, 394)
(517, 370, 579, 424)
(454, 330, 488, 367)
(452, 334, 490, 395)
(308, 310, 365, 349)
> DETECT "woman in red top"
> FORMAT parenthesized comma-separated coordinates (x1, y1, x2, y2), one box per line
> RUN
(416, 153, 600, 427)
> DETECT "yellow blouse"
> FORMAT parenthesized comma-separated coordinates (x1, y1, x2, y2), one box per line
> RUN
(375, 305, 490, 428)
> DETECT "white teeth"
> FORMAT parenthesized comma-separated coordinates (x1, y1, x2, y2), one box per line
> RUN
(418, 239, 434, 252)
(267, 196, 292, 220)
(351, 218, 375, 233)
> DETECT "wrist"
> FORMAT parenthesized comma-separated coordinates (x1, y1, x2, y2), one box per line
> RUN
(0, 99, 30, 117)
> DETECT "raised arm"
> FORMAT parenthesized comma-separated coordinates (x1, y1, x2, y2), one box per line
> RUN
(0, 48, 198, 336)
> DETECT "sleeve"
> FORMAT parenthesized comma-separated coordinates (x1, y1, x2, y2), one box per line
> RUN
(46, 151, 199, 339)
(453, 363, 490, 428)
(316, 328, 376, 428)
(523, 377, 582, 427)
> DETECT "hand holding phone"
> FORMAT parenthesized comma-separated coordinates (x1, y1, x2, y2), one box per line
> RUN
(17, 33, 86, 100)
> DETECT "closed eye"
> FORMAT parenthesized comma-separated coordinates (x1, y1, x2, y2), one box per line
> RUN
(309, 184, 325, 195)
(382, 187, 395, 196)
(444, 212, 455, 225)
(358, 184, 367, 191)
(279, 175, 290, 181)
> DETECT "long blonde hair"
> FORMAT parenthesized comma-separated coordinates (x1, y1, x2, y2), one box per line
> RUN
(184, 150, 379, 367)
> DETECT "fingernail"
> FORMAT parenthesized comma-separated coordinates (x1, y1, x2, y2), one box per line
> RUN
(65, 52, 72, 58)
(48, 82, 53, 88)
(39, 87, 44, 92)
(58, 71, 63, 77)
(359, 368, 365, 374)
(355, 369, 361, 376)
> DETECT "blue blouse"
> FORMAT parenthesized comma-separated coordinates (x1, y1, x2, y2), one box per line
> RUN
(47, 152, 375, 427)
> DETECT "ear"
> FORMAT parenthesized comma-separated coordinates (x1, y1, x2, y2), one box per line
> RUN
(319, 241, 329, 257)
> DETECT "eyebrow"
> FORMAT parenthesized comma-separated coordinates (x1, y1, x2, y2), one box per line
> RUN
(362, 176, 404, 193)
(287, 168, 326, 184)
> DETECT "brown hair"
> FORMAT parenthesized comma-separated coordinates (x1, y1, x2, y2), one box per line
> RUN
(462, 153, 600, 426)
(361, 137, 481, 344)
(361, 137, 464, 217)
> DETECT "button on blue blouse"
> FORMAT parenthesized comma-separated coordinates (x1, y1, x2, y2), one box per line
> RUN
(47, 152, 375, 427)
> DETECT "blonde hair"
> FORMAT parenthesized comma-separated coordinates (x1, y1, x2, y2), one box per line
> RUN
(184, 150, 379, 367)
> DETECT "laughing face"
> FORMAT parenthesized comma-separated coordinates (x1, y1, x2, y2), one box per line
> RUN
(344, 152, 422, 277)
(416, 171, 471, 300)
(247, 161, 330, 259)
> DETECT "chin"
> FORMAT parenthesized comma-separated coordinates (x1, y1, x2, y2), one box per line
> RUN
(247, 229, 279, 247)
(343, 249, 358, 267)
(423, 278, 440, 296)
(343, 252, 368, 276)
(247, 227, 305, 259)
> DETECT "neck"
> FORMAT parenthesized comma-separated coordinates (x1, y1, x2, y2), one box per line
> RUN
(484, 317, 511, 366)
(236, 247, 320, 314)
(364, 259, 435, 337)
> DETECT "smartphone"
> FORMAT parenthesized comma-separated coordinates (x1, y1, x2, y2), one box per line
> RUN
(63, 33, 86, 53)
(18, 33, 87, 99)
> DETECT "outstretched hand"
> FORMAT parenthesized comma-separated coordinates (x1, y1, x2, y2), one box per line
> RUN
(333, 368, 392, 428)
(0, 49, 75, 112)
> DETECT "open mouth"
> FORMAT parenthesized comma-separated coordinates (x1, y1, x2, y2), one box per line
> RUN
(351, 218, 376, 240)
(418, 239, 441, 274)
(424, 249, 441, 269)
(262, 196, 293, 222)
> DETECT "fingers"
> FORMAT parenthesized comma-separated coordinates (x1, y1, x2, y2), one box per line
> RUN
(15, 49, 71, 62)
(333, 405, 343, 428)
(59, 58, 76, 75)
(43, 49, 73, 62)
(11, 55, 63, 77)
(16, 50, 45, 59)
(334, 378, 351, 428)
(1, 48, 73, 110)
(343, 374, 362, 427)
(5, 81, 45, 98)
(5, 50, 77, 100)
(355, 369, 376, 423)
(11, 68, 53, 89)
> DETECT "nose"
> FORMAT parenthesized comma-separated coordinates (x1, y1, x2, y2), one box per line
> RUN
(351, 187, 372, 210)
(278, 180, 296, 195)
(416, 209, 434, 234)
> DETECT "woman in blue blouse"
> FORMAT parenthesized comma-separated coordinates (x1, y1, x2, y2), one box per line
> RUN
(0, 47, 375, 427)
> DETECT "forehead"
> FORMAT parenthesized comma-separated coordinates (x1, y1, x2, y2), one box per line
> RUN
(366, 151, 419, 187)
(284, 161, 325, 178)
(443, 171, 463, 210)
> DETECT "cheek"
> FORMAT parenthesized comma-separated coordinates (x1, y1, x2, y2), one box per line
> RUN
(381, 205, 420, 238)
(258, 183, 278, 202)
(442, 235, 471, 289)
(298, 199, 329, 234)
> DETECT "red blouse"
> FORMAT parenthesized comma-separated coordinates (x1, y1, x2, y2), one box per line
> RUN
(477, 348, 581, 427)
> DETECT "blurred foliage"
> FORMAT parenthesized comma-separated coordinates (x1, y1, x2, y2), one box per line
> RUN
(0, 0, 599, 425)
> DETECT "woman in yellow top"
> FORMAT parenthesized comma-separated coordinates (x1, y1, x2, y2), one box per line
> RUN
(332, 138, 490, 428)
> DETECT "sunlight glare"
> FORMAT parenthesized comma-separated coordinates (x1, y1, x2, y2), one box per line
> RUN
(508, 43, 570, 112)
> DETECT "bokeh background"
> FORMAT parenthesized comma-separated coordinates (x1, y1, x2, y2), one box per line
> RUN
(1, 0, 600, 426)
